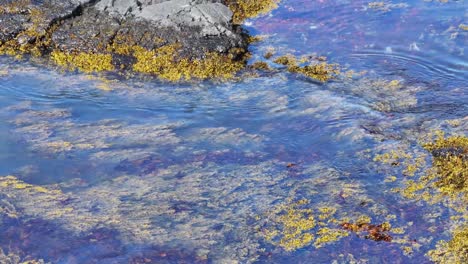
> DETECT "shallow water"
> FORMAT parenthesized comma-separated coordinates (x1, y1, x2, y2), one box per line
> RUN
(0, 0, 467, 263)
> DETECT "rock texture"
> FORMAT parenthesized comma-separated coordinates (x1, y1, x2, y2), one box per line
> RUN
(0, 0, 282, 80)
(0, 0, 263, 80)
(0, 0, 247, 56)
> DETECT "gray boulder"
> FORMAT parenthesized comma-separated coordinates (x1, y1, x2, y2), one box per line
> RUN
(0, 0, 248, 58)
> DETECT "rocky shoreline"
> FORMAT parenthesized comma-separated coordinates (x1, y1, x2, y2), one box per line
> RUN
(0, 0, 279, 80)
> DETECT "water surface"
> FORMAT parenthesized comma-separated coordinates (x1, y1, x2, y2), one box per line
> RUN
(0, 0, 467, 263)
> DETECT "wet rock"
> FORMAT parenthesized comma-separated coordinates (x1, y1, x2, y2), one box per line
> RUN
(53, 0, 246, 56)
(0, 13, 28, 41)
(0, 0, 253, 79)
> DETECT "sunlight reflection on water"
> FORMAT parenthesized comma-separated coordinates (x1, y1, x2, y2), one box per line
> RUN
(0, 0, 467, 263)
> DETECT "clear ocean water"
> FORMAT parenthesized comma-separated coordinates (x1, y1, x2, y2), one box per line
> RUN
(0, 0, 467, 263)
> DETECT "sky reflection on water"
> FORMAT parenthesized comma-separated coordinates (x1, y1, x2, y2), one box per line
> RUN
(0, 0, 467, 263)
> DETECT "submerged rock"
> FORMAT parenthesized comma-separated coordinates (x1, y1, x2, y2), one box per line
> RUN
(0, 0, 281, 80)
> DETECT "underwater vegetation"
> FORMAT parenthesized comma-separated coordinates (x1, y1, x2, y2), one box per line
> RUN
(327, 78, 419, 113)
(376, 131, 468, 205)
(367, 2, 408, 12)
(341, 221, 392, 242)
(0, 248, 46, 264)
(428, 225, 468, 263)
(258, 195, 407, 253)
(422, 133, 468, 198)
(260, 199, 348, 251)
(375, 131, 468, 262)
(272, 54, 341, 82)
(1, 0, 466, 261)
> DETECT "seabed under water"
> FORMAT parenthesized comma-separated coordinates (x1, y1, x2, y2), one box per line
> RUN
(0, 0, 467, 263)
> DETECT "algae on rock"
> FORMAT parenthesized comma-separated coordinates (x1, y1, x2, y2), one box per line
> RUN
(0, 0, 255, 81)
(227, 0, 281, 24)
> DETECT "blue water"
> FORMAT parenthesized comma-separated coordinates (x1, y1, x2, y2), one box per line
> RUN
(0, 0, 467, 263)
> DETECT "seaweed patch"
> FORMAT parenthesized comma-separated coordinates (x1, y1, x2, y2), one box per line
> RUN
(260, 199, 349, 251)
(428, 225, 468, 263)
(227, 0, 281, 24)
(271, 54, 341, 82)
(341, 221, 393, 242)
(375, 131, 468, 262)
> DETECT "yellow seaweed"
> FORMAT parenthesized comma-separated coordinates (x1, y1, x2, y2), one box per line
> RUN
(228, 0, 281, 24)
(51, 51, 114, 73)
(273, 55, 340, 82)
(428, 225, 468, 263)
(132, 44, 246, 81)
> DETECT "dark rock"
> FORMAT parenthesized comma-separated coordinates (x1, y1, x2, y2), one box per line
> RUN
(0, 0, 248, 58)
(0, 13, 28, 41)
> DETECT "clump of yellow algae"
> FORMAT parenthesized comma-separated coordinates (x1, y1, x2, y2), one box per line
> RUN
(251, 61, 271, 71)
(375, 132, 468, 262)
(261, 199, 348, 251)
(273, 54, 340, 82)
(421, 132, 468, 199)
(227, 0, 281, 24)
(428, 225, 468, 263)
(0, 175, 49, 193)
(0, 4, 56, 58)
(375, 131, 468, 204)
(51, 51, 115, 73)
(132, 44, 245, 81)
